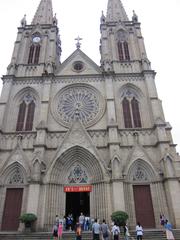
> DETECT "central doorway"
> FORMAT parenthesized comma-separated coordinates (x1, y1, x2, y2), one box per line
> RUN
(66, 192, 90, 222)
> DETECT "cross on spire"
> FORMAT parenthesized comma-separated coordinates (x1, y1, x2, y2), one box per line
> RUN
(75, 36, 83, 49)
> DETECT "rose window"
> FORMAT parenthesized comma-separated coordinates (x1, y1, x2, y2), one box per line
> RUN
(51, 84, 105, 128)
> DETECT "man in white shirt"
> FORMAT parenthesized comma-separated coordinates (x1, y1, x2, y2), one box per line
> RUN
(111, 222, 120, 240)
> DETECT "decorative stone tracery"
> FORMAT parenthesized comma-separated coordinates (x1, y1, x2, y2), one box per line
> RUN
(51, 84, 105, 128)
(68, 164, 88, 184)
(9, 167, 24, 184)
(133, 165, 148, 181)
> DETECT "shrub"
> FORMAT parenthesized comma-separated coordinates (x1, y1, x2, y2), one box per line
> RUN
(19, 213, 37, 224)
(111, 211, 128, 226)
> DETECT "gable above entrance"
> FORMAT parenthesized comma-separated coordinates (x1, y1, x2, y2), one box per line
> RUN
(45, 119, 110, 183)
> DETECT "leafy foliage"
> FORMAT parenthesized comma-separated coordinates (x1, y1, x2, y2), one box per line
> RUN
(111, 211, 128, 226)
(19, 213, 37, 223)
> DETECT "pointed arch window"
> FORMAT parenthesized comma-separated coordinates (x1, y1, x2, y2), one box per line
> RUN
(16, 101, 26, 131)
(28, 44, 41, 64)
(131, 97, 142, 128)
(122, 97, 132, 128)
(34, 45, 41, 64)
(118, 42, 124, 61)
(124, 41, 130, 60)
(25, 101, 35, 131)
(16, 95, 35, 131)
(122, 97, 142, 128)
(28, 45, 35, 64)
(117, 30, 130, 61)
(118, 41, 130, 61)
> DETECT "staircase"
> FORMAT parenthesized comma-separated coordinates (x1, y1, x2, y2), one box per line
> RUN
(0, 230, 180, 240)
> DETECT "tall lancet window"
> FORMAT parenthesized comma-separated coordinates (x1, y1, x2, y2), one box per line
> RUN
(34, 45, 41, 64)
(117, 30, 130, 61)
(118, 42, 124, 61)
(28, 34, 41, 64)
(121, 89, 142, 128)
(16, 94, 36, 131)
(28, 45, 35, 64)
(28, 44, 41, 64)
(16, 101, 26, 131)
(131, 97, 142, 128)
(122, 97, 132, 128)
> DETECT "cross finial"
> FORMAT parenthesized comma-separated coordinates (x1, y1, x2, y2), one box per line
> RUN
(75, 36, 83, 49)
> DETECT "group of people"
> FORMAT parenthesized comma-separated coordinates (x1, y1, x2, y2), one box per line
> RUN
(160, 214, 175, 240)
(52, 213, 91, 239)
(52, 212, 175, 240)
(92, 219, 143, 240)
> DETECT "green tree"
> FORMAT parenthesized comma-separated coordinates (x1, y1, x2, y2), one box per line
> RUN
(111, 211, 128, 226)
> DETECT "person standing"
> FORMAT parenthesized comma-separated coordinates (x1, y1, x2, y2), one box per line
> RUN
(75, 223, 82, 240)
(111, 222, 120, 240)
(63, 216, 66, 231)
(101, 219, 109, 240)
(55, 215, 59, 226)
(92, 218, 101, 240)
(79, 212, 85, 230)
(136, 222, 143, 240)
(84, 215, 90, 231)
(124, 224, 130, 240)
(58, 220, 63, 240)
(52, 223, 58, 240)
(67, 214, 73, 231)
(160, 214, 166, 227)
(164, 220, 175, 240)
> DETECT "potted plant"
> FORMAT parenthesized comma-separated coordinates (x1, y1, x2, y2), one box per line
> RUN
(19, 213, 37, 232)
(111, 210, 129, 227)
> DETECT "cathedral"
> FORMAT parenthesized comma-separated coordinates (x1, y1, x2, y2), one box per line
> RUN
(0, 0, 180, 232)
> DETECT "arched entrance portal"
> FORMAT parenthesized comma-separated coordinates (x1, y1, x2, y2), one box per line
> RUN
(45, 146, 110, 230)
(126, 159, 157, 228)
(64, 164, 91, 222)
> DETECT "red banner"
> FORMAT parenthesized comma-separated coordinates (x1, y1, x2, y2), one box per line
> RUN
(64, 185, 92, 192)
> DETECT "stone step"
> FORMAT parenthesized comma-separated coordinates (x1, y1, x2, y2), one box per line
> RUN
(0, 230, 180, 240)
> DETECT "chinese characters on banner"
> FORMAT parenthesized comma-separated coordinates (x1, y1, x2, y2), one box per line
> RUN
(64, 185, 92, 192)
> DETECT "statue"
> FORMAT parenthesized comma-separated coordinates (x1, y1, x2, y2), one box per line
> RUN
(102, 59, 113, 72)
(132, 10, 138, 22)
(100, 11, 106, 24)
(53, 13, 58, 25)
(21, 14, 27, 27)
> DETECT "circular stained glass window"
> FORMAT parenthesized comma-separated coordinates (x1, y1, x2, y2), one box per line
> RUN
(73, 61, 84, 72)
(51, 84, 105, 128)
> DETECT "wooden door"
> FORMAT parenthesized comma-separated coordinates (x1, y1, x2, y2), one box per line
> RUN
(1, 188, 23, 231)
(133, 185, 155, 228)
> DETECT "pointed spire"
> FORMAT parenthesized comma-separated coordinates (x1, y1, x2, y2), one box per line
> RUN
(32, 0, 53, 25)
(106, 0, 129, 22)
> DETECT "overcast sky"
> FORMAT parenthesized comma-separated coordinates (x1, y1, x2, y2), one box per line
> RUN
(0, 0, 180, 152)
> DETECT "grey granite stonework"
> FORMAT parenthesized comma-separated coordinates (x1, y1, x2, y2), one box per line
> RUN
(0, 0, 180, 232)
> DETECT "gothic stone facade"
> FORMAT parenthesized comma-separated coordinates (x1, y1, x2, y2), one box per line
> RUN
(0, 0, 180, 231)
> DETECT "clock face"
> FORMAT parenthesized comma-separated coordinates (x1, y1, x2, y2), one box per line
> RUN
(32, 36, 41, 43)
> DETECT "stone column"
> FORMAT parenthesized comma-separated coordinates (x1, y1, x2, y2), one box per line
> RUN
(0, 77, 13, 129)
(112, 181, 125, 212)
(26, 184, 40, 215)
(164, 180, 180, 227)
